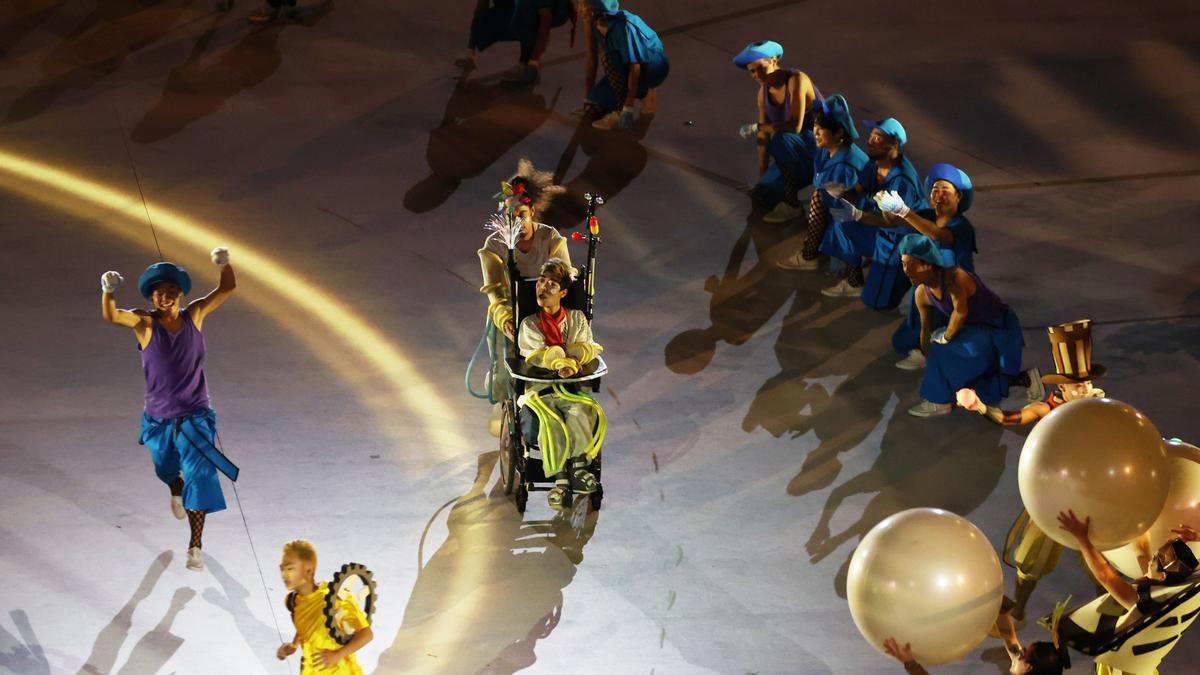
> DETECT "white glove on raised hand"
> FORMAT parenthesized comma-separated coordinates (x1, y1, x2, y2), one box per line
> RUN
(822, 181, 847, 198)
(101, 271, 124, 294)
(738, 122, 760, 139)
(874, 190, 911, 218)
(828, 197, 863, 223)
(931, 327, 950, 345)
(211, 247, 230, 266)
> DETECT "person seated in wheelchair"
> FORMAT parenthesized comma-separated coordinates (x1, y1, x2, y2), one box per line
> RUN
(516, 258, 604, 511)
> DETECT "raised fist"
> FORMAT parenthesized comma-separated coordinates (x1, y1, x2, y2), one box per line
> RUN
(211, 247, 230, 266)
(101, 271, 123, 294)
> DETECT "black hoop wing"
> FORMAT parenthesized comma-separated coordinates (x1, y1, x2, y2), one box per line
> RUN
(324, 562, 378, 646)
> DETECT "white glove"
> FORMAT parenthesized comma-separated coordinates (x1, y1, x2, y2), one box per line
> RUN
(738, 122, 760, 139)
(874, 190, 911, 218)
(822, 182, 847, 198)
(828, 197, 863, 223)
(100, 271, 123, 294)
(932, 327, 950, 345)
(211, 247, 230, 266)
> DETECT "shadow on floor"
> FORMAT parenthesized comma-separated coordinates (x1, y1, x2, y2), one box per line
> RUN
(403, 77, 562, 214)
(5, 0, 193, 125)
(540, 113, 654, 228)
(374, 451, 597, 674)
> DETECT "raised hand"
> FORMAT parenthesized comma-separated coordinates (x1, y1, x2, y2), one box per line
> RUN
(101, 271, 124, 294)
(738, 122, 760, 139)
(1057, 509, 1091, 542)
(882, 637, 915, 663)
(874, 190, 911, 218)
(828, 197, 862, 223)
(211, 247, 230, 266)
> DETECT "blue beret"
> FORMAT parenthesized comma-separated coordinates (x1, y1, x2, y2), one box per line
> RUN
(138, 262, 192, 299)
(924, 163, 974, 213)
(862, 117, 907, 146)
(898, 234, 946, 267)
(818, 94, 859, 141)
(733, 40, 783, 69)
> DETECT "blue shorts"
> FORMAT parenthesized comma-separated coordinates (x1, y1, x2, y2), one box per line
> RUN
(139, 409, 232, 513)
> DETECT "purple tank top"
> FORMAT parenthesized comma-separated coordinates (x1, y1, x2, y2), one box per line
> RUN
(928, 270, 1008, 324)
(762, 70, 822, 130)
(141, 310, 210, 419)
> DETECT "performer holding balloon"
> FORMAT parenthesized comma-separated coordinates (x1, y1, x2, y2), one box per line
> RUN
(100, 247, 238, 572)
(956, 320, 1105, 622)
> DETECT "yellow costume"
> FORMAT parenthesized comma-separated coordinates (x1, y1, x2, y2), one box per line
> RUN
(290, 582, 369, 674)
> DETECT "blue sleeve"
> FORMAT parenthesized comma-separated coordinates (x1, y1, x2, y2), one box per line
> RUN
(611, 12, 659, 65)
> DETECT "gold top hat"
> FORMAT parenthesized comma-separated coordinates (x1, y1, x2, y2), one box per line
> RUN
(1042, 319, 1106, 384)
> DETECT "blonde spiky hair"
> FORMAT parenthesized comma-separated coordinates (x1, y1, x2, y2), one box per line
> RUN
(283, 539, 318, 566)
(509, 158, 566, 213)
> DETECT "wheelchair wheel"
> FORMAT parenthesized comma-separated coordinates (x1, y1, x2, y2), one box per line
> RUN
(499, 401, 520, 496)
(589, 484, 603, 511)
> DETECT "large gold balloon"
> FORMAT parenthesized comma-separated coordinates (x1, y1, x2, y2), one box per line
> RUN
(847, 508, 1003, 666)
(1018, 398, 1169, 550)
(1105, 439, 1200, 577)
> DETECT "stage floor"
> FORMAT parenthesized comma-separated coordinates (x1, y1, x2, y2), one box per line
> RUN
(1, 1, 1198, 673)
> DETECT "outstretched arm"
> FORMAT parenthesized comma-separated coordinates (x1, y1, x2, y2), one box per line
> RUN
(1058, 509, 1138, 609)
(100, 271, 151, 330)
(189, 248, 236, 328)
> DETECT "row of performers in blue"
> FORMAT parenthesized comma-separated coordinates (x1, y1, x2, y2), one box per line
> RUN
(730, 38, 1041, 419)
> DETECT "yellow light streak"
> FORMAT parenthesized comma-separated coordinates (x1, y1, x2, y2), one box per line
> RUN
(0, 147, 466, 463)
(0, 147, 494, 673)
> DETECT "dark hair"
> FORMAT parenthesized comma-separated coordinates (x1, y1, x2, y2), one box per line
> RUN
(812, 108, 849, 145)
(1024, 641, 1067, 675)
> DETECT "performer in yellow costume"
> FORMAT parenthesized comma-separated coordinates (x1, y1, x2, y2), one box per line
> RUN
(957, 319, 1106, 622)
(276, 540, 373, 673)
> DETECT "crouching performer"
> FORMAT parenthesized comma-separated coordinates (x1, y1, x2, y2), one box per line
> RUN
(100, 248, 239, 571)
(517, 258, 605, 511)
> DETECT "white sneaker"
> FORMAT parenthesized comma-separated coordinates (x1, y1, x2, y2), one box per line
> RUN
(895, 349, 926, 371)
(821, 278, 863, 298)
(171, 495, 185, 520)
(776, 250, 819, 270)
(499, 63, 527, 81)
(1024, 367, 1045, 404)
(186, 547, 204, 571)
(907, 400, 952, 417)
(763, 201, 803, 223)
(591, 111, 626, 130)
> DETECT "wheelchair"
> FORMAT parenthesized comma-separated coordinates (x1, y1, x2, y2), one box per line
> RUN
(498, 275, 608, 514)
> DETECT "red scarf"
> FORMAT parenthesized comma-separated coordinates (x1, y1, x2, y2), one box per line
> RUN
(538, 307, 568, 348)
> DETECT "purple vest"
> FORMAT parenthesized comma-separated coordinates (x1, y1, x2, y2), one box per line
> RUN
(141, 310, 210, 419)
(928, 270, 1009, 324)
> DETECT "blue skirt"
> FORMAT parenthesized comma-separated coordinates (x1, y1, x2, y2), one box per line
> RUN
(919, 308, 1025, 405)
(139, 409, 238, 513)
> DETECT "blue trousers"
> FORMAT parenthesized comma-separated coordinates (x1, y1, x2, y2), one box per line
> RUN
(920, 308, 1025, 405)
(589, 58, 670, 112)
(139, 409, 233, 513)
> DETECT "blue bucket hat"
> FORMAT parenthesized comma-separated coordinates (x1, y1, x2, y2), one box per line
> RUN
(898, 234, 946, 267)
(584, 0, 620, 13)
(733, 40, 783, 69)
(818, 94, 859, 140)
(924, 163, 974, 212)
(138, 262, 192, 299)
(862, 117, 907, 146)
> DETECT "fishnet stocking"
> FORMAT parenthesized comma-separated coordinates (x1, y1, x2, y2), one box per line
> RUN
(187, 509, 206, 550)
(801, 189, 828, 260)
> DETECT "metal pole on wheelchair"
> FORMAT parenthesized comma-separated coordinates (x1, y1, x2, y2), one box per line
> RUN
(580, 192, 603, 322)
